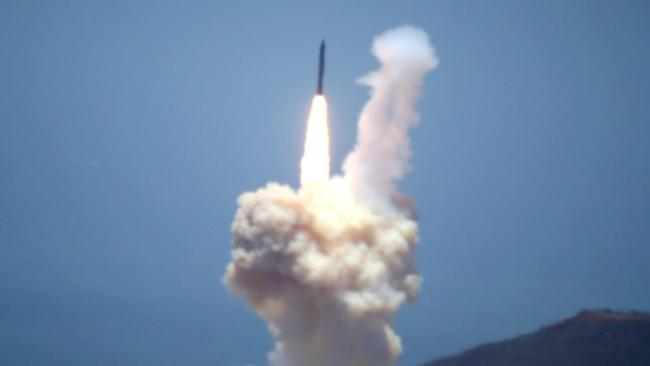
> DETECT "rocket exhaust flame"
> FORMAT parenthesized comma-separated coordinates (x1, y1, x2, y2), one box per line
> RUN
(224, 26, 438, 366)
(300, 95, 330, 186)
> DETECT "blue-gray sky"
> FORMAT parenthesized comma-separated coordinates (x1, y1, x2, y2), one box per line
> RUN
(1, 1, 649, 365)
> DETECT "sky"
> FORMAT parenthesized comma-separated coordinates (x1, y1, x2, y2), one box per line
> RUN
(1, 1, 649, 365)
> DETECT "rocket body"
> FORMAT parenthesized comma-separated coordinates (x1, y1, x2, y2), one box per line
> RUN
(317, 40, 325, 95)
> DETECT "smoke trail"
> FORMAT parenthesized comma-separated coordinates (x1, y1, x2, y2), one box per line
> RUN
(344, 26, 438, 204)
(224, 26, 438, 366)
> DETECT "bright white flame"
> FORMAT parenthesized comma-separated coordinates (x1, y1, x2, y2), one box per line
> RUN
(300, 95, 330, 186)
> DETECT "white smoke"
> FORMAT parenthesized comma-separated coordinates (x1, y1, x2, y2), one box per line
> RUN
(344, 26, 438, 204)
(224, 26, 438, 366)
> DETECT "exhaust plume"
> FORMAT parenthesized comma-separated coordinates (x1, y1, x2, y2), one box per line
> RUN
(344, 26, 438, 203)
(224, 26, 438, 366)
(300, 94, 330, 186)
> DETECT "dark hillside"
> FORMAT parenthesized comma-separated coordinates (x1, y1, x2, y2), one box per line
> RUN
(422, 310, 650, 366)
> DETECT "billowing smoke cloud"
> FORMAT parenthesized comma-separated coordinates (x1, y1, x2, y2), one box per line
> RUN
(224, 26, 438, 366)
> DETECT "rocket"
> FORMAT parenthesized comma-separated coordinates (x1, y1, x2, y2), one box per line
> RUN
(317, 40, 325, 95)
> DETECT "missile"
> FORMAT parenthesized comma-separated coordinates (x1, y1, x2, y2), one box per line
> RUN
(317, 40, 325, 95)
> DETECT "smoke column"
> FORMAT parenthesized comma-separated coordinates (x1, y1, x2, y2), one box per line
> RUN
(224, 26, 438, 366)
